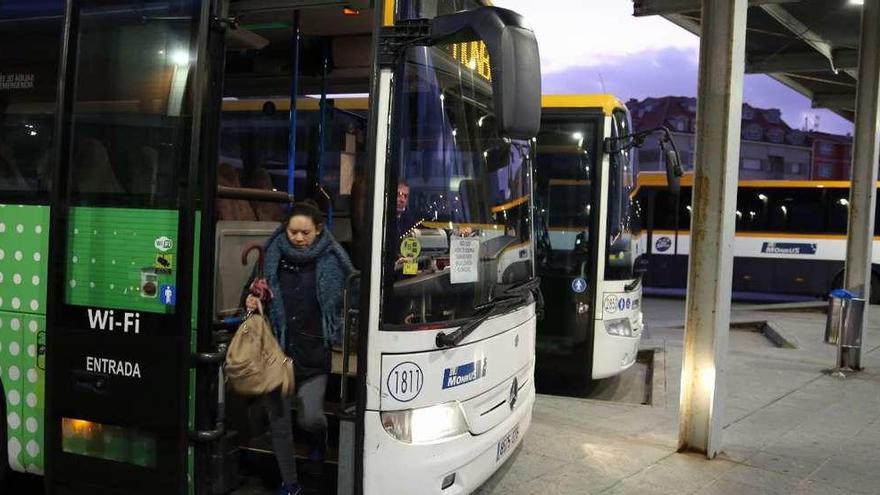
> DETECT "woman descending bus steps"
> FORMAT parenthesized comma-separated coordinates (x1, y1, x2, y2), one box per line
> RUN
(245, 200, 354, 495)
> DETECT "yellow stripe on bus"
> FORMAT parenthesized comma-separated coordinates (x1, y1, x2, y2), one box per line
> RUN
(541, 94, 622, 116)
(637, 172, 879, 189)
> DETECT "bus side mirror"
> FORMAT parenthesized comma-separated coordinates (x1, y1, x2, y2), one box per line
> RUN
(665, 149, 682, 194)
(430, 6, 542, 140)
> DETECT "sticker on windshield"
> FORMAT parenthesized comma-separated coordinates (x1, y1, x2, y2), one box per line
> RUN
(400, 237, 421, 258)
(571, 277, 587, 294)
(386, 361, 424, 403)
(450, 237, 480, 284)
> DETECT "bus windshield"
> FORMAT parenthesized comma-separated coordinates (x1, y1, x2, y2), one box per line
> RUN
(381, 43, 534, 329)
(534, 118, 599, 277)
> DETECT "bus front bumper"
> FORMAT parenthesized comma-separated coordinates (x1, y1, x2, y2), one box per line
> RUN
(592, 328, 642, 380)
(363, 379, 535, 495)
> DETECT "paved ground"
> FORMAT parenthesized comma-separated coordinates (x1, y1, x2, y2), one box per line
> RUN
(11, 298, 878, 494)
(475, 298, 880, 495)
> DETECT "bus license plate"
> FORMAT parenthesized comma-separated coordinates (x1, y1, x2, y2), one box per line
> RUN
(495, 424, 520, 462)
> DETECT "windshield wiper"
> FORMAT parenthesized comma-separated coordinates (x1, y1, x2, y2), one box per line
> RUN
(435, 277, 542, 348)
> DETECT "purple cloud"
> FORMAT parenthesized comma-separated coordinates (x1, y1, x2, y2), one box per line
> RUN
(543, 47, 853, 136)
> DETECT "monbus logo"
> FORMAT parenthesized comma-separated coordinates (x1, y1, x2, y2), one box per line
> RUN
(760, 242, 817, 255)
(87, 308, 141, 334)
(442, 357, 487, 389)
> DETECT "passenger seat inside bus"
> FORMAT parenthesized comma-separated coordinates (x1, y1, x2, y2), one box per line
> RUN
(217, 162, 257, 221)
(241, 166, 284, 222)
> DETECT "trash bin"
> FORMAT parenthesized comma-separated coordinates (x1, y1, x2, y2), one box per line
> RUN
(824, 289, 865, 349)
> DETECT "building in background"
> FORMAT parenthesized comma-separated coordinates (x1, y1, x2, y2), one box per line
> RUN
(626, 96, 839, 181)
(808, 131, 852, 180)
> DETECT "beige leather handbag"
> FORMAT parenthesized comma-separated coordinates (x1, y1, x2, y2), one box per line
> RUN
(225, 303, 294, 397)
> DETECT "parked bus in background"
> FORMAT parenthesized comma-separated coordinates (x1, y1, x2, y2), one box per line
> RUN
(637, 174, 880, 304)
(0, 1, 542, 494)
(533, 95, 660, 395)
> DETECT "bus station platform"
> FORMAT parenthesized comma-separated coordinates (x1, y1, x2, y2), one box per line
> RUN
(477, 299, 880, 495)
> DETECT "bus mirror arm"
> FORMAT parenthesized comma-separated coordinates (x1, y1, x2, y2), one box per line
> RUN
(604, 126, 682, 193)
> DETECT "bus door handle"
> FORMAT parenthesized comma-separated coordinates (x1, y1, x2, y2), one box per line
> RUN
(189, 342, 227, 443)
(340, 271, 361, 412)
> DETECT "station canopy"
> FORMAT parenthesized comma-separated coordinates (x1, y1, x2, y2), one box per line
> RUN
(634, 0, 864, 122)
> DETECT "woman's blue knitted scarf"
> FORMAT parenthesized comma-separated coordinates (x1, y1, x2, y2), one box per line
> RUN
(263, 227, 353, 349)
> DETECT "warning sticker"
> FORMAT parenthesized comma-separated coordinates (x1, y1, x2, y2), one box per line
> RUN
(400, 237, 421, 258)
(154, 253, 173, 270)
(450, 237, 480, 284)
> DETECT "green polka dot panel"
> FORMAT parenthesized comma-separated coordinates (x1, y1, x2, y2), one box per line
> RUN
(0, 204, 49, 315)
(65, 207, 179, 313)
(0, 312, 44, 474)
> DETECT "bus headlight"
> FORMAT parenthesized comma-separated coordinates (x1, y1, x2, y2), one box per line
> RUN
(381, 401, 469, 444)
(604, 317, 633, 337)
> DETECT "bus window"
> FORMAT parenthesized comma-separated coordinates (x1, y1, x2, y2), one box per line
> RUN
(652, 189, 681, 231)
(0, 0, 63, 197)
(765, 188, 827, 233)
(830, 188, 850, 235)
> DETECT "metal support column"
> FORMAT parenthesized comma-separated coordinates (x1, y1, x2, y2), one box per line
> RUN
(842, 0, 880, 371)
(678, 0, 747, 458)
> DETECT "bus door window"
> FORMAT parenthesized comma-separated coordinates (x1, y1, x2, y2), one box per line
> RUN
(605, 109, 637, 281)
(65, 6, 197, 209)
(535, 119, 597, 277)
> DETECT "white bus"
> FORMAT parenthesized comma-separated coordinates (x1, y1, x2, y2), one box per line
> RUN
(533, 95, 649, 394)
(637, 174, 880, 304)
(0, 1, 542, 494)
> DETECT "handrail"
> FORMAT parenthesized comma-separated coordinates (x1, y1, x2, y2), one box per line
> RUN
(340, 271, 361, 411)
(217, 185, 293, 203)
